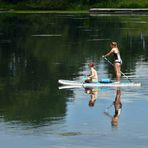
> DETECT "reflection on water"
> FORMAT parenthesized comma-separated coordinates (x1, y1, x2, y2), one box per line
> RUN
(0, 13, 148, 147)
(85, 87, 98, 107)
(104, 87, 122, 127)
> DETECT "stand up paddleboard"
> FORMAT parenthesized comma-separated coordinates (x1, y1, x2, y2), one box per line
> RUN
(58, 79, 141, 88)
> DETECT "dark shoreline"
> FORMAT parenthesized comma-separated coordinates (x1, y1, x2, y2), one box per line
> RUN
(89, 8, 148, 15)
(0, 8, 148, 15)
(0, 9, 88, 14)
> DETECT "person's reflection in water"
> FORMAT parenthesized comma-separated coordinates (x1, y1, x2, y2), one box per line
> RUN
(85, 87, 98, 107)
(104, 87, 122, 127)
(112, 87, 122, 126)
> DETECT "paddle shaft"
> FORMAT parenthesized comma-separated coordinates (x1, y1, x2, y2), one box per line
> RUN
(103, 57, 132, 82)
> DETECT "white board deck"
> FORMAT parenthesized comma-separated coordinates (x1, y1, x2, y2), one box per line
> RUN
(58, 79, 141, 87)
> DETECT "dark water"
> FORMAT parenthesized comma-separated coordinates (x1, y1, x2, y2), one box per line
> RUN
(0, 13, 148, 148)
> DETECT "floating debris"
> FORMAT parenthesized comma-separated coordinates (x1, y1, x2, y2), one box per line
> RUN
(88, 38, 110, 41)
(32, 34, 62, 37)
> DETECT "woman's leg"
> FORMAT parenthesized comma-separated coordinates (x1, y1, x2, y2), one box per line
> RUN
(85, 77, 92, 83)
(114, 63, 121, 82)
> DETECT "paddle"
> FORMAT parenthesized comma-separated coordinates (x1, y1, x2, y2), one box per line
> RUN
(102, 56, 132, 82)
(104, 103, 113, 112)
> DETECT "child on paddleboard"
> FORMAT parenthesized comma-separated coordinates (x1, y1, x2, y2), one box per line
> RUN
(85, 63, 98, 83)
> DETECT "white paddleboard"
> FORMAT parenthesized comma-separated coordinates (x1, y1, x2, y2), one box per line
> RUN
(58, 79, 141, 87)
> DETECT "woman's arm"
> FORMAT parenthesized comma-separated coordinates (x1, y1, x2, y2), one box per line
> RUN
(88, 69, 95, 78)
(104, 48, 114, 57)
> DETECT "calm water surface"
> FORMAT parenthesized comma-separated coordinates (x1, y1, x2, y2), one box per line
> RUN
(0, 13, 148, 148)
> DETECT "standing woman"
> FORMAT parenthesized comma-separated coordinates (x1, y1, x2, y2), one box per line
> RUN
(103, 42, 122, 82)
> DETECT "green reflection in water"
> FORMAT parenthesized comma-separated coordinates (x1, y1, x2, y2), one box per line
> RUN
(0, 13, 147, 126)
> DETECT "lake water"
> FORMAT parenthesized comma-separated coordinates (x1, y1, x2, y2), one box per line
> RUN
(0, 13, 148, 148)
